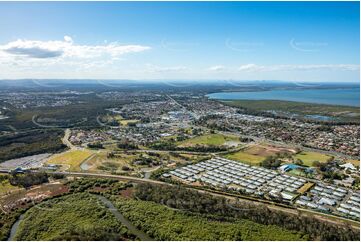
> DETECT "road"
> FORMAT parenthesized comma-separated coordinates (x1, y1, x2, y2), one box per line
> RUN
(79, 153, 97, 171)
(46, 170, 166, 185)
(140, 166, 161, 179)
(61, 128, 76, 150)
(119, 149, 213, 155)
(166, 94, 200, 119)
(166, 94, 186, 110)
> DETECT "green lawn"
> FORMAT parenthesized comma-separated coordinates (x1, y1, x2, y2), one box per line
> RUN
(287, 169, 308, 177)
(177, 134, 239, 147)
(46, 149, 94, 171)
(294, 151, 333, 167)
(224, 151, 265, 165)
(0, 179, 19, 195)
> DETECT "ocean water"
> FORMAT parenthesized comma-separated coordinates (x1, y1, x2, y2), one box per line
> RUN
(207, 88, 360, 107)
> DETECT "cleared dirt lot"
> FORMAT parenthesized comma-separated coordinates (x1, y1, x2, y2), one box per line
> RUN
(224, 144, 296, 165)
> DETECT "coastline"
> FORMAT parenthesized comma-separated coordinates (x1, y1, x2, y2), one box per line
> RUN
(206, 88, 360, 108)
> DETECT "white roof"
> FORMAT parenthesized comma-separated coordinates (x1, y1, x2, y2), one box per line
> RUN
(339, 163, 357, 170)
(281, 192, 294, 200)
(337, 207, 349, 214)
(318, 198, 336, 206)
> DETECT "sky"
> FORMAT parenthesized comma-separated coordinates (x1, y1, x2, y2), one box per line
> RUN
(0, 1, 359, 82)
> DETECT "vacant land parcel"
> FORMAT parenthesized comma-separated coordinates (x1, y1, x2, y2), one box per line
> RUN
(224, 144, 295, 165)
(178, 134, 239, 147)
(294, 151, 333, 167)
(46, 150, 93, 171)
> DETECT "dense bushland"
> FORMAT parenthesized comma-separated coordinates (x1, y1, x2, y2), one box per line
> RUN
(0, 130, 66, 163)
(14, 193, 133, 241)
(134, 183, 359, 241)
(111, 196, 307, 241)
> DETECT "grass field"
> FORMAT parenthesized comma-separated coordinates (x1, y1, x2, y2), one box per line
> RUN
(78, 151, 135, 173)
(100, 153, 133, 171)
(294, 151, 333, 167)
(119, 119, 139, 126)
(288, 169, 308, 177)
(177, 133, 239, 147)
(89, 151, 210, 174)
(345, 159, 360, 166)
(46, 150, 93, 171)
(224, 149, 266, 165)
(246, 144, 295, 156)
(224, 144, 294, 165)
(224, 151, 265, 165)
(0, 179, 18, 195)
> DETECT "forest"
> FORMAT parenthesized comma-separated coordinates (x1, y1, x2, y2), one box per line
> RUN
(0, 130, 66, 163)
(0, 209, 23, 241)
(66, 177, 131, 195)
(223, 100, 360, 124)
(149, 141, 228, 152)
(134, 183, 360, 241)
(111, 196, 307, 241)
(14, 193, 133, 241)
(9, 172, 49, 188)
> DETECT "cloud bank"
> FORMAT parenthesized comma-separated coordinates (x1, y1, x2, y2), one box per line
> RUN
(238, 64, 359, 72)
(0, 36, 151, 60)
(0, 37, 358, 81)
(146, 64, 188, 73)
(207, 65, 225, 71)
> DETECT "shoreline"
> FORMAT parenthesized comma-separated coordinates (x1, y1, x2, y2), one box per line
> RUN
(206, 88, 360, 108)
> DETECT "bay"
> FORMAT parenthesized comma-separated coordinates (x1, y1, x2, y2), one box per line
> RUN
(207, 88, 360, 107)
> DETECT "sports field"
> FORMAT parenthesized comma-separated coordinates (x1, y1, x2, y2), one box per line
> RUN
(293, 151, 332, 167)
(224, 151, 265, 165)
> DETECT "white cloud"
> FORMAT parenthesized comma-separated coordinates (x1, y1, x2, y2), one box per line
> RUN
(207, 65, 225, 71)
(0, 36, 151, 60)
(63, 35, 73, 43)
(238, 64, 262, 72)
(238, 64, 359, 72)
(1, 39, 65, 58)
(146, 64, 188, 73)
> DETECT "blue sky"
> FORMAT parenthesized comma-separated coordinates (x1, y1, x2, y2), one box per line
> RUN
(0, 1, 359, 82)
